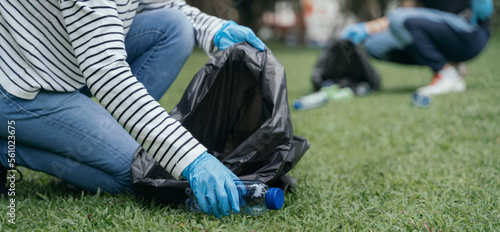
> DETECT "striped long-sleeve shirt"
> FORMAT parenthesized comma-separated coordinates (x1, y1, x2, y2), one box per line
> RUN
(0, 0, 227, 179)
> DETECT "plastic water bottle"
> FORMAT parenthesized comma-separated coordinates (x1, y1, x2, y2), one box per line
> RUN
(412, 93, 431, 107)
(185, 180, 284, 216)
(328, 86, 354, 100)
(293, 85, 354, 110)
(293, 91, 328, 110)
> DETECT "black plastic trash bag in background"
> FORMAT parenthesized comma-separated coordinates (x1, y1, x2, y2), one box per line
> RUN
(131, 43, 310, 204)
(312, 39, 381, 95)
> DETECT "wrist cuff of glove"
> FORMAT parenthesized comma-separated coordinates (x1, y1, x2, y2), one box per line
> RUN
(359, 22, 369, 35)
(214, 20, 237, 49)
(182, 151, 211, 180)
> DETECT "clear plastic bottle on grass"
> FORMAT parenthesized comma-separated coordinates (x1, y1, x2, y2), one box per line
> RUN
(293, 84, 354, 110)
(185, 180, 284, 216)
(293, 91, 328, 110)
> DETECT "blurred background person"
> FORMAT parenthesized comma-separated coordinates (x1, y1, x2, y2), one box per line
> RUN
(341, 0, 494, 95)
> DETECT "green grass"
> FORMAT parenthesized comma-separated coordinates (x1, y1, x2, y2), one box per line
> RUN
(2, 33, 499, 231)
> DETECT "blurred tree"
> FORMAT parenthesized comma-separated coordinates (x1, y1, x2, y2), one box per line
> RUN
(343, 0, 390, 21)
(186, 0, 391, 28)
(186, 0, 278, 30)
(186, 0, 498, 31)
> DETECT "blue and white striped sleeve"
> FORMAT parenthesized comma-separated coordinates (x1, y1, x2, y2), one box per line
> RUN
(58, 0, 206, 179)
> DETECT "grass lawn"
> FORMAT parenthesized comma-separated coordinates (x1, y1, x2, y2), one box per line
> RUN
(1, 32, 499, 231)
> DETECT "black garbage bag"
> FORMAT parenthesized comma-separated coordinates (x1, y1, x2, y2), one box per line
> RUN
(312, 39, 381, 95)
(130, 43, 310, 204)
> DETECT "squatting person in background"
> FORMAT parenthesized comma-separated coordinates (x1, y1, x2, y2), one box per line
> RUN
(341, 0, 494, 95)
(0, 0, 265, 218)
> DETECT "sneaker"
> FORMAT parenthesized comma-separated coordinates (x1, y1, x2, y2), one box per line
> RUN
(417, 66, 466, 96)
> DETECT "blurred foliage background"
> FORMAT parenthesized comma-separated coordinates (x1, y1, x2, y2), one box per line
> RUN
(186, 0, 499, 47)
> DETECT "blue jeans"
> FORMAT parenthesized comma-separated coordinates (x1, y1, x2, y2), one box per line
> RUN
(0, 8, 195, 194)
(365, 7, 490, 72)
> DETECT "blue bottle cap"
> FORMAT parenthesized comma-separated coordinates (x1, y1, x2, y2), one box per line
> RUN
(293, 101, 303, 110)
(412, 93, 431, 107)
(265, 188, 284, 210)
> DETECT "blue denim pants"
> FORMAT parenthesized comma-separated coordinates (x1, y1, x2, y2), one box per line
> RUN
(364, 7, 490, 72)
(0, 8, 195, 194)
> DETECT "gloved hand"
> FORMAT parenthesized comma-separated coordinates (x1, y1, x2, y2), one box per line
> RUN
(341, 22, 369, 45)
(214, 21, 265, 51)
(182, 151, 240, 218)
(470, 0, 494, 26)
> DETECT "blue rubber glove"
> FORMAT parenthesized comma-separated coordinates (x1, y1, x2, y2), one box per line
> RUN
(214, 21, 265, 51)
(341, 22, 369, 45)
(182, 152, 240, 218)
(470, 0, 494, 26)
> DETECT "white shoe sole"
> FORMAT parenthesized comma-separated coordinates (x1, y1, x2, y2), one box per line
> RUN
(417, 80, 466, 96)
